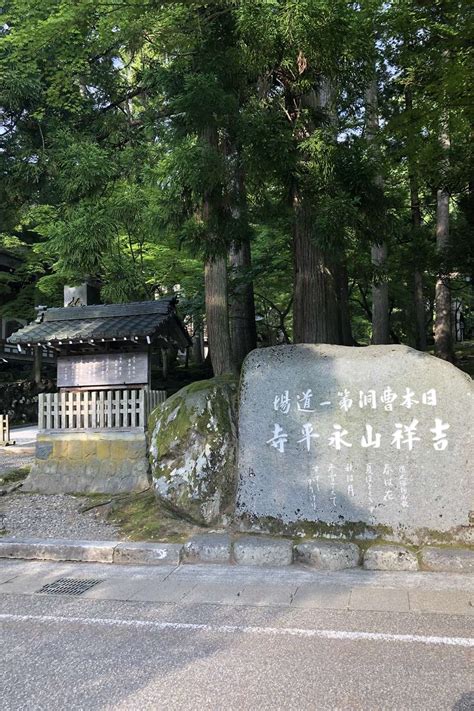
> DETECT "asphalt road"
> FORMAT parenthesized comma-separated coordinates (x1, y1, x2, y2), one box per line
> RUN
(1, 560, 472, 710)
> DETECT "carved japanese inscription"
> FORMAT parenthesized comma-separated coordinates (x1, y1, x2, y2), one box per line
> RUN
(237, 345, 473, 541)
(57, 352, 148, 388)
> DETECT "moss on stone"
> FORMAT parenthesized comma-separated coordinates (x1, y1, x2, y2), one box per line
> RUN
(148, 376, 238, 526)
(107, 490, 207, 542)
(0, 467, 30, 485)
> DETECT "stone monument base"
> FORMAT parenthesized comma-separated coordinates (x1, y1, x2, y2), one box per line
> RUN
(23, 431, 150, 494)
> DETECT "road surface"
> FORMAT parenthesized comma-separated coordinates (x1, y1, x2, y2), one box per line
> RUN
(0, 559, 472, 710)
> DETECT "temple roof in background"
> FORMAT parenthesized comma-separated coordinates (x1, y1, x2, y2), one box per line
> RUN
(7, 297, 191, 349)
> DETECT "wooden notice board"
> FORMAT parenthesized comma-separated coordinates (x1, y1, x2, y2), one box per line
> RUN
(57, 352, 149, 388)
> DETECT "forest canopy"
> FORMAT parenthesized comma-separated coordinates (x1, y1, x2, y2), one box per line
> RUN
(1, 0, 472, 374)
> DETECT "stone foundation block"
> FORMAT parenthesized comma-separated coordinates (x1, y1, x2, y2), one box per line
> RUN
(96, 440, 111, 459)
(295, 541, 360, 570)
(233, 536, 293, 566)
(363, 545, 418, 571)
(68, 440, 83, 460)
(23, 431, 150, 494)
(420, 547, 474, 573)
(113, 542, 182, 566)
(0, 538, 116, 563)
(183, 534, 232, 564)
(36, 441, 53, 460)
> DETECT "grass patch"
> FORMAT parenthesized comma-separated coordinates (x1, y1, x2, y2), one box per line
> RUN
(0, 467, 30, 486)
(106, 490, 208, 543)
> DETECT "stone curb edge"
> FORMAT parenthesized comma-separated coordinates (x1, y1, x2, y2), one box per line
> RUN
(0, 536, 473, 573)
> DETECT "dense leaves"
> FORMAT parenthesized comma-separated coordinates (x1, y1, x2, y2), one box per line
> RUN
(0, 0, 472, 354)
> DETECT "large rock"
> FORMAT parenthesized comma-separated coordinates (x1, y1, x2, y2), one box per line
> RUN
(149, 377, 238, 525)
(237, 345, 473, 544)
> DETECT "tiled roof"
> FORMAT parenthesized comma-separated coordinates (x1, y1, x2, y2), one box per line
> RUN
(7, 297, 190, 347)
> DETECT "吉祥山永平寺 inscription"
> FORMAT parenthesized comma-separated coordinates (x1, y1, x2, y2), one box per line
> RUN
(237, 345, 473, 542)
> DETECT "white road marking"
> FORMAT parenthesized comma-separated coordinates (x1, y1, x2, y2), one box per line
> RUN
(0, 613, 472, 647)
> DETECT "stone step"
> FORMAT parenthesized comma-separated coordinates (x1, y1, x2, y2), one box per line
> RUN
(0, 535, 472, 572)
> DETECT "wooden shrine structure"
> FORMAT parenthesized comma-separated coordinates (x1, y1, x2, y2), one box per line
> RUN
(6, 289, 191, 493)
(8, 294, 190, 433)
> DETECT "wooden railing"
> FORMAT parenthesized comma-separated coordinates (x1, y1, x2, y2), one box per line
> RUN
(38, 388, 167, 431)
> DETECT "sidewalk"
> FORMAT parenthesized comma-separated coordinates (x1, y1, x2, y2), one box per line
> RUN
(0, 558, 472, 616)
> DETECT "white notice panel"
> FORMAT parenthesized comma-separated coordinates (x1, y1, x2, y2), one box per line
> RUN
(57, 352, 148, 388)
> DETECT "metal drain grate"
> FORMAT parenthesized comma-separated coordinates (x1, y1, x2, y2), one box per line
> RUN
(36, 577, 103, 596)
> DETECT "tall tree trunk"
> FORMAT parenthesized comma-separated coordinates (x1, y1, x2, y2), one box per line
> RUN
(192, 322, 204, 365)
(205, 256, 236, 376)
(409, 172, 426, 351)
(292, 189, 340, 343)
(227, 146, 257, 369)
(406, 88, 427, 351)
(334, 262, 354, 345)
(229, 239, 257, 368)
(291, 77, 340, 345)
(201, 125, 236, 376)
(434, 188, 452, 360)
(365, 77, 390, 344)
(434, 115, 454, 362)
(413, 270, 426, 350)
(409, 175, 427, 351)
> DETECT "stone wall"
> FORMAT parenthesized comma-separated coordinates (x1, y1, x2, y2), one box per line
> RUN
(23, 431, 150, 494)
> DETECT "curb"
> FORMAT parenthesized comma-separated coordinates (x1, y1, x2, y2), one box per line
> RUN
(0, 536, 473, 573)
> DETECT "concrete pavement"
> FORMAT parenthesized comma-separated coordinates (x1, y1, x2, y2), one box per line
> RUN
(10, 424, 38, 447)
(0, 559, 473, 709)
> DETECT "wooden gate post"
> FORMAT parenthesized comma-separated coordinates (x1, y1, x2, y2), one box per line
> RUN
(0, 414, 15, 446)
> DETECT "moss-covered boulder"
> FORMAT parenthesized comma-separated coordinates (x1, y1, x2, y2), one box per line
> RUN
(148, 376, 238, 525)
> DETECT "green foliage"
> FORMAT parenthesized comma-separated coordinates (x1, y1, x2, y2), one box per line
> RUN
(0, 0, 472, 347)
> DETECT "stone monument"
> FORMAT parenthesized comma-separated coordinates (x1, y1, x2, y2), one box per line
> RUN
(237, 345, 473, 544)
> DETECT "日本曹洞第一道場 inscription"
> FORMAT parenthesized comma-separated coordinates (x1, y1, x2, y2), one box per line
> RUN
(237, 345, 473, 542)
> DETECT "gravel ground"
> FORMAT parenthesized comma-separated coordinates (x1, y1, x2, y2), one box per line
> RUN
(0, 447, 35, 474)
(0, 492, 121, 540)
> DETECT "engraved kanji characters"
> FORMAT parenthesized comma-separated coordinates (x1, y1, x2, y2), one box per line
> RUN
(380, 386, 397, 411)
(297, 389, 315, 412)
(361, 424, 381, 448)
(329, 424, 352, 450)
(422, 388, 437, 406)
(391, 419, 420, 450)
(328, 464, 337, 506)
(401, 387, 419, 409)
(346, 462, 355, 497)
(267, 424, 288, 453)
(398, 466, 409, 508)
(298, 423, 320, 452)
(365, 464, 375, 514)
(430, 418, 450, 450)
(359, 390, 377, 409)
(273, 391, 291, 415)
(338, 389, 353, 412)
(382, 463, 394, 502)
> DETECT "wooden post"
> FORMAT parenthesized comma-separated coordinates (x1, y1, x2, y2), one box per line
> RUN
(1, 414, 15, 445)
(161, 348, 168, 381)
(33, 346, 42, 386)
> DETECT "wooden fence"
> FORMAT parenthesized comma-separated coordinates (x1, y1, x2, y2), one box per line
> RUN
(38, 388, 167, 431)
(1, 414, 15, 445)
